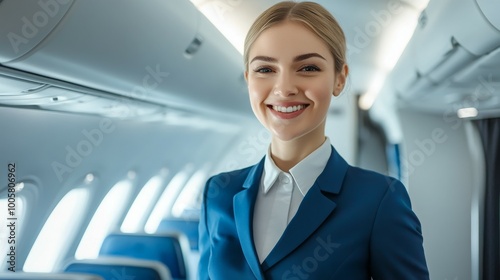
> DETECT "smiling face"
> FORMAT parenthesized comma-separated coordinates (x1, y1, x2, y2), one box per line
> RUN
(245, 21, 346, 144)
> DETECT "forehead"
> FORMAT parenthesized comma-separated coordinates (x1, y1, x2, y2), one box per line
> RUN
(249, 21, 333, 62)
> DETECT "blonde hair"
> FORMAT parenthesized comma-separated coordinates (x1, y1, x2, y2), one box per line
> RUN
(244, 1, 347, 73)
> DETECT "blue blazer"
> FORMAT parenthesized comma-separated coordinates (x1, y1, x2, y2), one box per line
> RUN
(198, 147, 429, 279)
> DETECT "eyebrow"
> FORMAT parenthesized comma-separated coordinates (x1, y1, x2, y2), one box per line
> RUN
(249, 53, 326, 64)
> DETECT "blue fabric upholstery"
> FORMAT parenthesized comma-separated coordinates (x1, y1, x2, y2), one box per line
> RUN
(157, 219, 199, 251)
(99, 233, 187, 280)
(63, 257, 170, 280)
(0, 272, 103, 280)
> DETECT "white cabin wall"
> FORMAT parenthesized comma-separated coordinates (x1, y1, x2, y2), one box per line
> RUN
(325, 90, 358, 165)
(398, 108, 484, 279)
(0, 106, 239, 271)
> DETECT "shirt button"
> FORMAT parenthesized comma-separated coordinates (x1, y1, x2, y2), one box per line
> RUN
(281, 174, 290, 184)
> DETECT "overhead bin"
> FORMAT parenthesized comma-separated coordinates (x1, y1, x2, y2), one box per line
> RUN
(0, 0, 250, 118)
(413, 0, 500, 74)
(390, 0, 500, 100)
(0, 0, 74, 62)
(0, 71, 166, 120)
(0, 73, 44, 94)
(477, 0, 500, 31)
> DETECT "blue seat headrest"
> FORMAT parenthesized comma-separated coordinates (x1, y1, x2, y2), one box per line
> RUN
(63, 257, 171, 280)
(157, 219, 199, 251)
(99, 233, 187, 279)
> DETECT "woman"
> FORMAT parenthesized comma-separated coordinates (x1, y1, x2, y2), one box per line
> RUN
(198, 1, 429, 279)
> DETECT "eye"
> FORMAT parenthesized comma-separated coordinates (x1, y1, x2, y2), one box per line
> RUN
(253, 67, 273, 73)
(299, 65, 320, 72)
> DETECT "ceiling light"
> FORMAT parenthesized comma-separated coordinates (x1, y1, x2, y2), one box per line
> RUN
(359, 4, 429, 110)
(359, 73, 386, 110)
(190, 0, 244, 54)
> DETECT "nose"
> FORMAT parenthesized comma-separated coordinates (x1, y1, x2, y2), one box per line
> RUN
(273, 71, 298, 97)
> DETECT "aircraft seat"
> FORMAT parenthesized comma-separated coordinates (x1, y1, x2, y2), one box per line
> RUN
(63, 257, 171, 280)
(157, 218, 199, 251)
(0, 272, 103, 280)
(98, 233, 190, 280)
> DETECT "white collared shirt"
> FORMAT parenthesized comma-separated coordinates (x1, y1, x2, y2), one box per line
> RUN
(252, 137, 332, 263)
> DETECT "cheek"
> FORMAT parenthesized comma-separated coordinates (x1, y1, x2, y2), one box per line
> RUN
(307, 87, 333, 107)
(302, 76, 334, 101)
(247, 81, 269, 106)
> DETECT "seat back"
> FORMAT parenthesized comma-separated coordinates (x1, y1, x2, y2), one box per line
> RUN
(157, 218, 199, 251)
(99, 233, 189, 280)
(0, 272, 103, 280)
(63, 257, 171, 280)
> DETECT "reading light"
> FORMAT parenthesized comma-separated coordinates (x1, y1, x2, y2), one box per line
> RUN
(84, 173, 94, 183)
(457, 107, 478, 118)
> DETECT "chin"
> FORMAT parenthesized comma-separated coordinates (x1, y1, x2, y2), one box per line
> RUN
(269, 129, 307, 142)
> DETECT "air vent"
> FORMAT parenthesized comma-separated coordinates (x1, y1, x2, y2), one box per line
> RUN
(184, 35, 204, 58)
(0, 74, 45, 95)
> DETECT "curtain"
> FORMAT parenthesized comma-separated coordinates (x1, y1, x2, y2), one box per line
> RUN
(474, 118, 500, 280)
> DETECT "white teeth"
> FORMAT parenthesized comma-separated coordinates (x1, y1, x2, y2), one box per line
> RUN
(272, 105, 306, 113)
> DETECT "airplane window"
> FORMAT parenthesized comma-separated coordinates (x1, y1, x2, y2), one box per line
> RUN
(0, 196, 25, 271)
(75, 180, 132, 260)
(121, 175, 164, 233)
(23, 188, 89, 272)
(171, 168, 208, 219)
(144, 165, 193, 234)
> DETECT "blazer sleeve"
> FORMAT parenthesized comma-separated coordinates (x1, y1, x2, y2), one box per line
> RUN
(198, 177, 212, 280)
(370, 179, 430, 279)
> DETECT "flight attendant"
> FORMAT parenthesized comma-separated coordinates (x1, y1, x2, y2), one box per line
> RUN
(198, 1, 429, 279)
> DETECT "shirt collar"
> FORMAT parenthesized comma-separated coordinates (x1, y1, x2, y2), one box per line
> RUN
(262, 148, 281, 194)
(262, 137, 332, 196)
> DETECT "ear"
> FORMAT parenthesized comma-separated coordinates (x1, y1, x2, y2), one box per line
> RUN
(244, 71, 249, 83)
(333, 64, 349, 96)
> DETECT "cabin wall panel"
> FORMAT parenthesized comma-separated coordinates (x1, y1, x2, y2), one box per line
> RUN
(398, 109, 482, 279)
(0, 106, 237, 271)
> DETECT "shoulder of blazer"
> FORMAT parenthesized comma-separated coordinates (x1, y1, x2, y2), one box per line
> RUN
(344, 164, 403, 193)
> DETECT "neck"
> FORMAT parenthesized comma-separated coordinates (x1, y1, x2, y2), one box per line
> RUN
(270, 130, 326, 172)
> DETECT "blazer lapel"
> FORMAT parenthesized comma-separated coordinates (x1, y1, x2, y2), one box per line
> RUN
(233, 158, 265, 280)
(261, 148, 349, 271)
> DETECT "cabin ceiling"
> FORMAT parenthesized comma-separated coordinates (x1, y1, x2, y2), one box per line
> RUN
(191, 0, 429, 99)
(192, 0, 500, 119)
(0, 0, 499, 126)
